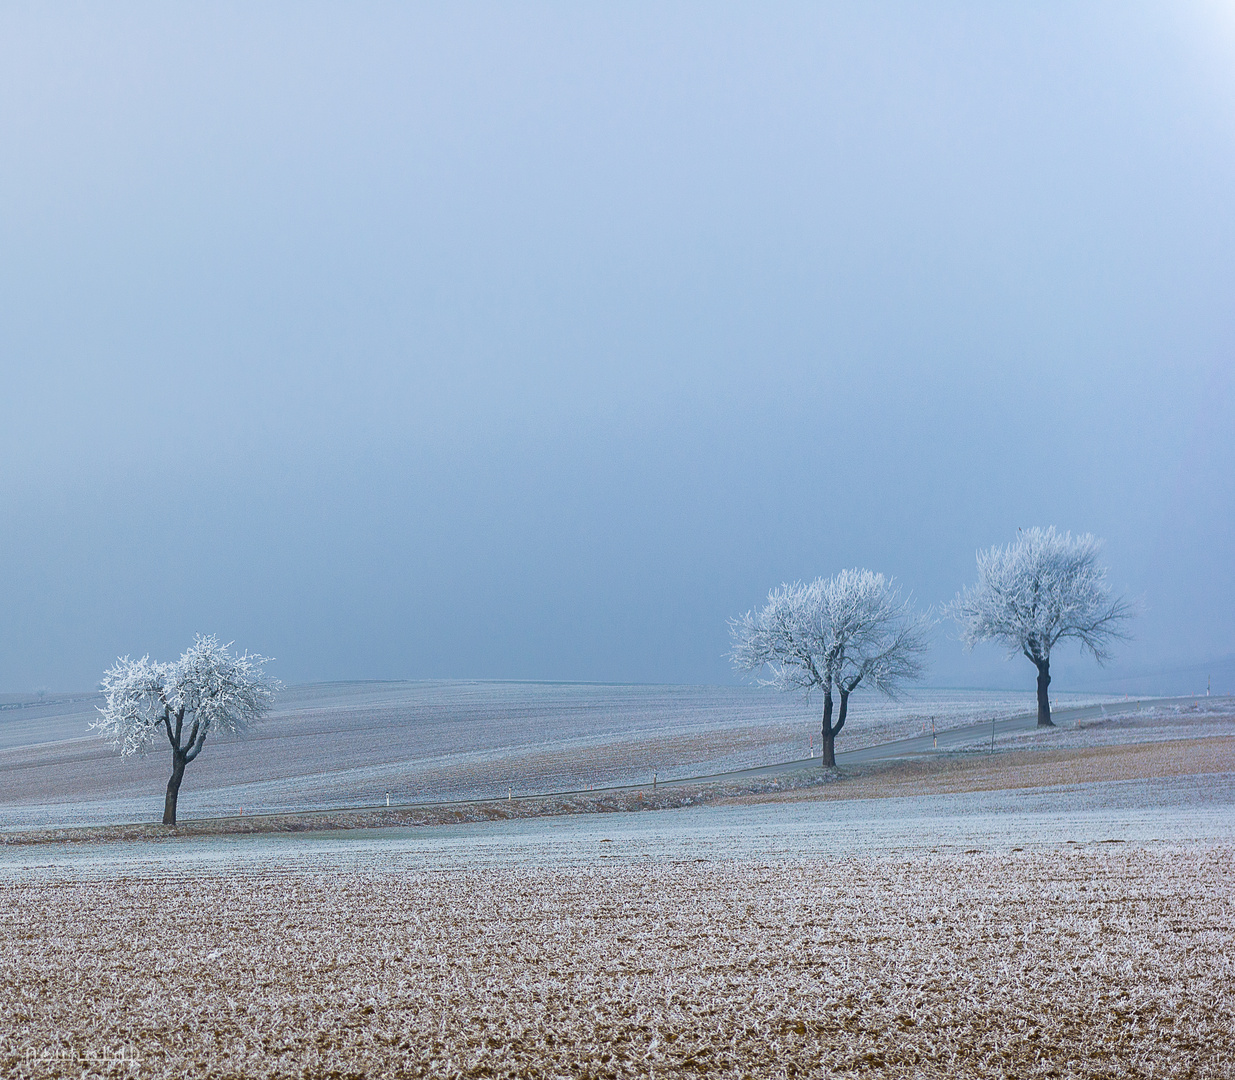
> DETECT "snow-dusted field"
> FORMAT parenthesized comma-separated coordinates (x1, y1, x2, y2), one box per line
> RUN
(0, 681, 1119, 828)
(954, 696, 1235, 751)
(2, 768, 1231, 881)
(3, 840, 1230, 1078)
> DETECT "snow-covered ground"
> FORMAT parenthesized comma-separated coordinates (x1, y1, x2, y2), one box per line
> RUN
(7, 843, 1232, 1079)
(949, 696, 1235, 752)
(0, 682, 1122, 827)
(3, 769, 1231, 881)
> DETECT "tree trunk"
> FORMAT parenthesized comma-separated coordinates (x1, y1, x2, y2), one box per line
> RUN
(1035, 658, 1053, 727)
(819, 727, 836, 768)
(820, 692, 836, 767)
(163, 752, 187, 825)
(834, 690, 850, 740)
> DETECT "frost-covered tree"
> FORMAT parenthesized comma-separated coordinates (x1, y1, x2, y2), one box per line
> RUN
(951, 527, 1134, 727)
(93, 635, 278, 825)
(730, 570, 930, 767)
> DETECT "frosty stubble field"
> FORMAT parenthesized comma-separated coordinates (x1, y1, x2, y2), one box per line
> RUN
(3, 848, 1232, 1079)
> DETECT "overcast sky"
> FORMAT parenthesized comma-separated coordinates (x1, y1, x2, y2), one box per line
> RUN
(2, 2, 1233, 693)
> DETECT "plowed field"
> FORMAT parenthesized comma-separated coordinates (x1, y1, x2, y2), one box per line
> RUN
(3, 846, 1232, 1078)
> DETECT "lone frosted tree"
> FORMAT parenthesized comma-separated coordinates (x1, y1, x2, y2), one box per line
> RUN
(951, 527, 1134, 727)
(93, 635, 278, 825)
(730, 569, 930, 767)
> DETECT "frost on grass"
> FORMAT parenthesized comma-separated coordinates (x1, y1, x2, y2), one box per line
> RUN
(2, 847, 1232, 1078)
(948, 699, 1235, 754)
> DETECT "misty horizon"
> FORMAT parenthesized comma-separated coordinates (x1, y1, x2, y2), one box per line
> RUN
(2, 4, 1232, 695)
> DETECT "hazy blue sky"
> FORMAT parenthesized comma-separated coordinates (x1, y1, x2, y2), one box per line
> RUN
(2, 2, 1233, 692)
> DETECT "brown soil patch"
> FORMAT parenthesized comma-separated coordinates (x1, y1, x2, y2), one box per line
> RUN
(729, 734, 1235, 806)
